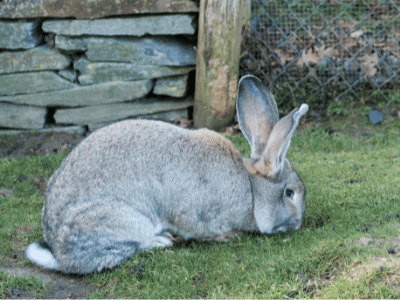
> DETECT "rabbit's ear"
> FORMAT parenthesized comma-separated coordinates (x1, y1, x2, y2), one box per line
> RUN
(236, 75, 279, 158)
(251, 104, 308, 179)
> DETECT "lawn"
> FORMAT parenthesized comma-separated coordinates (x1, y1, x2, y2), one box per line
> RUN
(0, 114, 400, 298)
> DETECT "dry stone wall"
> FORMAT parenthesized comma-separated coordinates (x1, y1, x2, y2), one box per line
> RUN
(0, 13, 197, 134)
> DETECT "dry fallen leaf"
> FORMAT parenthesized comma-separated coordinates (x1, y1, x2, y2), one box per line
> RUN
(341, 36, 359, 51)
(222, 124, 241, 136)
(337, 20, 356, 34)
(350, 30, 364, 38)
(297, 42, 338, 67)
(274, 49, 295, 65)
(297, 48, 320, 67)
(359, 52, 379, 77)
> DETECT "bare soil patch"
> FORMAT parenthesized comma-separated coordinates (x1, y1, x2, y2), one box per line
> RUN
(0, 132, 86, 160)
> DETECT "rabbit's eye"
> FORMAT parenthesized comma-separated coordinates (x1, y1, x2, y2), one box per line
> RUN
(284, 188, 294, 199)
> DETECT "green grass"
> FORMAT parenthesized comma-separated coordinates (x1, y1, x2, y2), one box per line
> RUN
(0, 271, 46, 298)
(0, 153, 68, 257)
(0, 135, 17, 149)
(320, 265, 400, 299)
(0, 118, 400, 298)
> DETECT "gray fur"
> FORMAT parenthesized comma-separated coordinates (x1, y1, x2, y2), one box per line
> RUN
(25, 75, 308, 274)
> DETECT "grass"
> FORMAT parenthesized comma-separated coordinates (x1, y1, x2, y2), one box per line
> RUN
(0, 135, 17, 149)
(0, 115, 400, 298)
(0, 271, 46, 298)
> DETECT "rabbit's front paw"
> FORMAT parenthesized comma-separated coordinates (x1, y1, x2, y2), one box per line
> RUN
(143, 235, 173, 250)
(162, 231, 184, 243)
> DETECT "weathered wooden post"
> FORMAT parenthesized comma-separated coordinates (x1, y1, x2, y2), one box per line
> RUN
(194, 0, 245, 130)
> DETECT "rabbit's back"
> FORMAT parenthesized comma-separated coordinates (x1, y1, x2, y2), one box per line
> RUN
(42, 119, 254, 245)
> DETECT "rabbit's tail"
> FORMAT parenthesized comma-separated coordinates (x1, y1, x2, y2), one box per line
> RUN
(25, 241, 61, 271)
(26, 235, 142, 274)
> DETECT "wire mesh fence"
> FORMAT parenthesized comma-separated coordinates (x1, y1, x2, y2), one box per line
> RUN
(240, 0, 400, 112)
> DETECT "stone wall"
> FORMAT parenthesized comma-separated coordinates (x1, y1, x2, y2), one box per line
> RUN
(0, 1, 198, 134)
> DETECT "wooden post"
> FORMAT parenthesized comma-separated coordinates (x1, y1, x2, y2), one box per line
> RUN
(243, 0, 251, 27)
(194, 0, 244, 130)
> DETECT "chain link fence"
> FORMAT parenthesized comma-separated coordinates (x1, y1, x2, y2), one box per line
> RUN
(240, 0, 400, 113)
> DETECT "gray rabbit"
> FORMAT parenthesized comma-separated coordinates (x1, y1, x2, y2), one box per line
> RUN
(25, 75, 308, 274)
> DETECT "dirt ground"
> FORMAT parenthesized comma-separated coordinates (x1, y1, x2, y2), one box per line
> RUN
(0, 131, 86, 160)
(0, 263, 93, 299)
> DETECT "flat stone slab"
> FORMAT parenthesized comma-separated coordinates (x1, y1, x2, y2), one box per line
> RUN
(0, 0, 198, 19)
(88, 109, 188, 132)
(0, 80, 153, 107)
(43, 15, 196, 36)
(0, 21, 43, 49)
(55, 97, 194, 125)
(56, 36, 196, 66)
(154, 75, 189, 97)
(0, 102, 46, 129)
(0, 46, 70, 74)
(75, 58, 194, 85)
(0, 72, 76, 96)
(58, 70, 76, 82)
(140, 109, 189, 122)
(56, 35, 87, 51)
(0, 126, 86, 136)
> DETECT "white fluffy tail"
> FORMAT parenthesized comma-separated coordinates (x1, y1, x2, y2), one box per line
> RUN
(25, 241, 61, 271)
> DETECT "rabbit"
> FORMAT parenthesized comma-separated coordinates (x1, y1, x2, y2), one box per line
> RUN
(24, 75, 309, 274)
